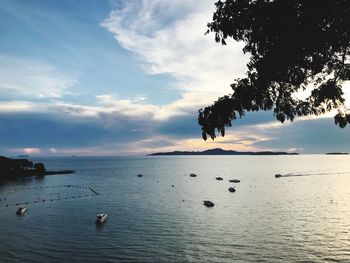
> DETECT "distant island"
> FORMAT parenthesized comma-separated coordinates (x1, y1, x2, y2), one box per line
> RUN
(17, 154, 29, 158)
(326, 152, 349, 155)
(148, 148, 299, 156)
(0, 156, 75, 181)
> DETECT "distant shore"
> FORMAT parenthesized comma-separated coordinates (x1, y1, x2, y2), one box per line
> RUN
(148, 148, 299, 156)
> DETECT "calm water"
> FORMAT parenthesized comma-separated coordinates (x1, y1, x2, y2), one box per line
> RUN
(1, 155, 350, 262)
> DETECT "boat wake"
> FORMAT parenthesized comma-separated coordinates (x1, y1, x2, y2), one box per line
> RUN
(276, 170, 350, 178)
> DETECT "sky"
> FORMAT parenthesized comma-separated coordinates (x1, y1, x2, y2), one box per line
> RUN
(0, 0, 350, 156)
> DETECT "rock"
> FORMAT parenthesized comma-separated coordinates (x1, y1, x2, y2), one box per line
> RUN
(216, 177, 223, 181)
(203, 200, 214, 207)
(228, 187, 236, 193)
(189, 173, 197, 177)
(275, 174, 282, 178)
(34, 163, 46, 175)
(137, 174, 143, 177)
(229, 179, 240, 183)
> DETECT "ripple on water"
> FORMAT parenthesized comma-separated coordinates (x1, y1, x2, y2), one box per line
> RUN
(1, 156, 350, 262)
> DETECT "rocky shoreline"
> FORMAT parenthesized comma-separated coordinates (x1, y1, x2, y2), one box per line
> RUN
(0, 156, 75, 181)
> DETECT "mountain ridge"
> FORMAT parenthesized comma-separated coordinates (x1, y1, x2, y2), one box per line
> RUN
(148, 148, 299, 156)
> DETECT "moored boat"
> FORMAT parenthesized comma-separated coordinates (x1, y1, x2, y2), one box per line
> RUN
(95, 213, 107, 224)
(228, 187, 236, 193)
(229, 179, 240, 183)
(16, 207, 27, 215)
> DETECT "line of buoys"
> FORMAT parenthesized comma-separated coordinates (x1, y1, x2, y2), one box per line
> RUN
(1, 185, 92, 202)
(0, 193, 98, 208)
(5, 185, 90, 192)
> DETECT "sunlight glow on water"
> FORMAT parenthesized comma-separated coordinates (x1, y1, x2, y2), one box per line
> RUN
(1, 155, 350, 262)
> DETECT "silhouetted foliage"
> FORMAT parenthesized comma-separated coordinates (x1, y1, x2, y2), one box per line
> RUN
(0, 156, 34, 179)
(0, 157, 72, 181)
(199, 0, 350, 140)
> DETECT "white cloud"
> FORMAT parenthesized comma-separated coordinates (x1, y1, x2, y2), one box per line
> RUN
(100, 0, 350, 132)
(7, 147, 41, 155)
(3, 1, 339, 155)
(101, 0, 249, 119)
(0, 101, 36, 112)
(0, 55, 77, 99)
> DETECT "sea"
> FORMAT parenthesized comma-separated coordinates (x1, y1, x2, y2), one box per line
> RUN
(0, 155, 350, 262)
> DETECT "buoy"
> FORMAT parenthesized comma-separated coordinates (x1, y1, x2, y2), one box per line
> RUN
(203, 200, 214, 207)
(228, 187, 236, 193)
(229, 179, 240, 183)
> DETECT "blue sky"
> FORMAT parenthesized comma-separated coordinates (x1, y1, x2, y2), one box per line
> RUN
(0, 0, 349, 156)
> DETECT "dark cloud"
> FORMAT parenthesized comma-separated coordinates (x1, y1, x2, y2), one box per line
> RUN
(1, 109, 349, 155)
(157, 114, 200, 138)
(156, 111, 275, 139)
(136, 139, 175, 149)
(252, 118, 350, 153)
(0, 112, 151, 148)
(216, 137, 260, 144)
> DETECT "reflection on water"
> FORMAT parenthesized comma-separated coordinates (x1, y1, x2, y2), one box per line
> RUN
(1, 155, 350, 262)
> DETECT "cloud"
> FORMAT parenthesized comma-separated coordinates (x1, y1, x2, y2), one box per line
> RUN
(2, 1, 349, 156)
(7, 147, 41, 155)
(0, 55, 77, 99)
(250, 117, 350, 153)
(101, 0, 249, 119)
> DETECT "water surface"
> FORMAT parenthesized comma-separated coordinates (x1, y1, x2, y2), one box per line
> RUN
(1, 155, 350, 262)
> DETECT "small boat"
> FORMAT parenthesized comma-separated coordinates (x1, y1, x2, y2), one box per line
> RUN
(203, 200, 215, 207)
(229, 179, 240, 183)
(275, 174, 282, 178)
(228, 187, 236, 193)
(95, 214, 107, 224)
(216, 177, 223, 181)
(16, 207, 27, 215)
(189, 173, 197, 177)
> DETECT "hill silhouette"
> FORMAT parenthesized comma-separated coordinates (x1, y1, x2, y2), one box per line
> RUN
(149, 148, 299, 156)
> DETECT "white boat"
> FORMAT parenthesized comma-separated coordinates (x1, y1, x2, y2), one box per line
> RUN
(95, 214, 107, 224)
(16, 207, 27, 215)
